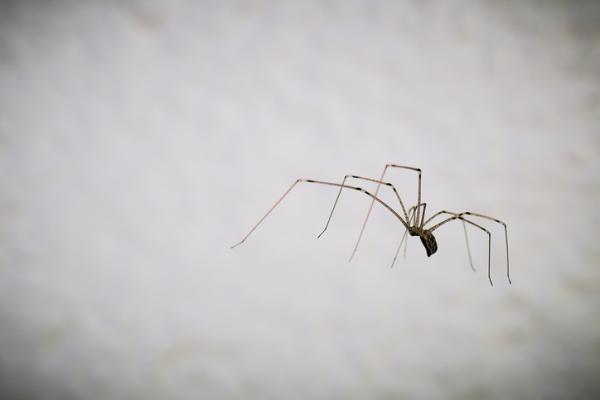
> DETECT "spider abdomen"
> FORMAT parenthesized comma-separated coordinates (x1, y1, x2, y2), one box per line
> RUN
(419, 230, 438, 257)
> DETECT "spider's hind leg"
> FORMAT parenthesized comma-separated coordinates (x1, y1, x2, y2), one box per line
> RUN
(422, 210, 476, 272)
(462, 212, 510, 284)
(428, 214, 494, 286)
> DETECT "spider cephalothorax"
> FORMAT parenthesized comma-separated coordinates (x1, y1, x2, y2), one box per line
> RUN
(408, 227, 438, 257)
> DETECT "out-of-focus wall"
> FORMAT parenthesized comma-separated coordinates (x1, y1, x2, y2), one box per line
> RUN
(1, 1, 599, 399)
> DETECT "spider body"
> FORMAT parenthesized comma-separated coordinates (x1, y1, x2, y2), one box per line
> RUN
(409, 227, 438, 257)
(231, 164, 510, 286)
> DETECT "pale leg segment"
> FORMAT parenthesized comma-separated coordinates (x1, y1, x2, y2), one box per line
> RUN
(391, 206, 419, 268)
(429, 214, 494, 286)
(231, 179, 410, 250)
(318, 174, 410, 238)
(350, 164, 422, 262)
(422, 210, 476, 272)
(427, 211, 510, 284)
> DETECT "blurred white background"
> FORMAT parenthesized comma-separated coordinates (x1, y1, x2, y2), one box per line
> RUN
(1, 1, 599, 399)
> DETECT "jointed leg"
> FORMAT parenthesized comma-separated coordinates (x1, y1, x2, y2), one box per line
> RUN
(418, 203, 427, 229)
(318, 174, 410, 238)
(422, 210, 476, 272)
(429, 215, 493, 286)
(427, 211, 510, 284)
(462, 221, 475, 272)
(390, 206, 419, 268)
(351, 164, 422, 262)
(230, 178, 410, 249)
(230, 179, 301, 249)
(463, 212, 510, 284)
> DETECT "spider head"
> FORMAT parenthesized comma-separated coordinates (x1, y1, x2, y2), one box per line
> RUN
(419, 230, 438, 257)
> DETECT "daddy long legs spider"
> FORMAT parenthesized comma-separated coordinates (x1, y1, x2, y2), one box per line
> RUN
(230, 164, 510, 286)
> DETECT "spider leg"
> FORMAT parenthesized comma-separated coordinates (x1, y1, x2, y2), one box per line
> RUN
(391, 206, 418, 268)
(428, 211, 510, 284)
(429, 214, 493, 285)
(390, 228, 409, 268)
(422, 210, 476, 272)
(230, 179, 410, 249)
(318, 174, 410, 239)
(418, 203, 427, 229)
(462, 212, 510, 284)
(351, 164, 422, 262)
(462, 220, 475, 272)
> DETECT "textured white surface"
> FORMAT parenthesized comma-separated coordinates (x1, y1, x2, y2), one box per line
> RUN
(1, 1, 599, 399)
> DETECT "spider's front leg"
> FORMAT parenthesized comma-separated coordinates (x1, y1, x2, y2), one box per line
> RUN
(348, 164, 422, 262)
(318, 174, 410, 239)
(231, 178, 410, 249)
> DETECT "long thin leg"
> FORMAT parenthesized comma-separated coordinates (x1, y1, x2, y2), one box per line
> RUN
(423, 210, 457, 227)
(462, 221, 476, 272)
(230, 180, 301, 249)
(398, 202, 429, 263)
(404, 204, 424, 257)
(419, 203, 427, 229)
(231, 178, 410, 249)
(318, 174, 410, 238)
(427, 211, 510, 284)
(430, 215, 493, 286)
(421, 210, 476, 272)
(350, 164, 422, 262)
(391, 206, 418, 268)
(409, 203, 426, 222)
(391, 229, 409, 268)
(463, 212, 510, 284)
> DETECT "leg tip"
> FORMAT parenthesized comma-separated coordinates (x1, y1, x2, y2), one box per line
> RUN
(230, 240, 244, 249)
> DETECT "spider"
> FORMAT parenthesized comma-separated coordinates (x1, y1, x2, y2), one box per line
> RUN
(231, 163, 510, 286)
